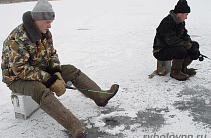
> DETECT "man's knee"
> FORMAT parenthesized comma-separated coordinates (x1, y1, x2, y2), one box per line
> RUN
(173, 47, 187, 59)
(30, 81, 53, 104)
(61, 65, 81, 83)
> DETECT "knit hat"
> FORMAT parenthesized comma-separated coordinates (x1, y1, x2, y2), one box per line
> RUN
(31, 0, 55, 20)
(174, 0, 191, 13)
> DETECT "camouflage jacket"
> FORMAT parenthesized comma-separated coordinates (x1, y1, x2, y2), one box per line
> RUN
(1, 11, 61, 86)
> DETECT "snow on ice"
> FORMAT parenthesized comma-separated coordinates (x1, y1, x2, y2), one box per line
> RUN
(0, 0, 211, 137)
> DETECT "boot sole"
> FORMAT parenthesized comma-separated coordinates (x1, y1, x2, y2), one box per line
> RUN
(170, 74, 189, 81)
(97, 84, 119, 107)
(182, 69, 196, 76)
(76, 132, 88, 138)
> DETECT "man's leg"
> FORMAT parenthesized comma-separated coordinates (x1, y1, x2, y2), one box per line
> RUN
(153, 47, 187, 61)
(182, 41, 200, 76)
(154, 47, 189, 81)
(9, 80, 86, 138)
(40, 94, 86, 138)
(9, 79, 52, 104)
(61, 65, 119, 107)
(182, 55, 196, 76)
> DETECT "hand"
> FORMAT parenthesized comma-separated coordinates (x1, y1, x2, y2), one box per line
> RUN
(50, 79, 66, 97)
(191, 41, 199, 49)
(185, 42, 192, 50)
(188, 46, 200, 60)
(54, 72, 67, 87)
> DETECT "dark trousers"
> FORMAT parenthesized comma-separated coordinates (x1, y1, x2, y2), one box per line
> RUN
(154, 46, 187, 61)
(9, 65, 81, 105)
(154, 42, 200, 61)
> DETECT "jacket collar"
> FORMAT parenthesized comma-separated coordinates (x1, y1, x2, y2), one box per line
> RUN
(22, 11, 52, 43)
(169, 10, 184, 24)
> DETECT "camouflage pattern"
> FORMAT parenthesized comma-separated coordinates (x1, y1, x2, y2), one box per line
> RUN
(1, 23, 61, 86)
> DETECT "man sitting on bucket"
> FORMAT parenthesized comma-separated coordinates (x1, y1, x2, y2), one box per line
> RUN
(153, 0, 200, 81)
(1, 0, 119, 137)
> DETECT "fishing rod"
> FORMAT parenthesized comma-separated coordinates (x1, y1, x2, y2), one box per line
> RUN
(199, 54, 211, 61)
(65, 81, 113, 95)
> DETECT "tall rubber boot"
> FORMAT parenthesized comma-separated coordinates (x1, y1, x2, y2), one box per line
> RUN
(170, 59, 189, 81)
(40, 94, 87, 138)
(72, 72, 119, 107)
(182, 55, 196, 76)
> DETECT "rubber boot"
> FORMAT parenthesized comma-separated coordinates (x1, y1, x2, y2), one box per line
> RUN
(182, 55, 196, 76)
(170, 59, 189, 81)
(40, 94, 87, 138)
(72, 72, 119, 107)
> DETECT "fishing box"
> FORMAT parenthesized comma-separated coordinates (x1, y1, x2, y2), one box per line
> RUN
(157, 60, 171, 76)
(11, 93, 40, 119)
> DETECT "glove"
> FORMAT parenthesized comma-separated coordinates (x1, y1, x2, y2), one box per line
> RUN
(191, 41, 199, 49)
(50, 79, 66, 97)
(185, 42, 192, 50)
(54, 72, 67, 87)
(44, 74, 66, 97)
(188, 45, 200, 60)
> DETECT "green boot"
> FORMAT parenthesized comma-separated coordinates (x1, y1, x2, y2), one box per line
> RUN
(182, 55, 196, 76)
(72, 72, 119, 107)
(170, 59, 189, 81)
(40, 94, 86, 138)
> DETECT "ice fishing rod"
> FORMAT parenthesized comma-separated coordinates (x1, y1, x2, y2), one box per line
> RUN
(199, 54, 211, 61)
(65, 81, 113, 95)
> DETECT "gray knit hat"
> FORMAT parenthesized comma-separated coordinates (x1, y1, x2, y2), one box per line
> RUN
(31, 0, 55, 20)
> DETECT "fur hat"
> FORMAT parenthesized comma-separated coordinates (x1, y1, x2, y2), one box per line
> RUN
(174, 0, 191, 13)
(31, 0, 55, 20)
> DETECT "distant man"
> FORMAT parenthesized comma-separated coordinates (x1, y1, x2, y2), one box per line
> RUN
(153, 0, 200, 81)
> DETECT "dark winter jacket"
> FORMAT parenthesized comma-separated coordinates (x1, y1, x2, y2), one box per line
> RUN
(1, 11, 61, 86)
(153, 10, 192, 53)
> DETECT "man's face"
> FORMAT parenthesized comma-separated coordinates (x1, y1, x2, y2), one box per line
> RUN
(176, 13, 189, 22)
(34, 20, 53, 34)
